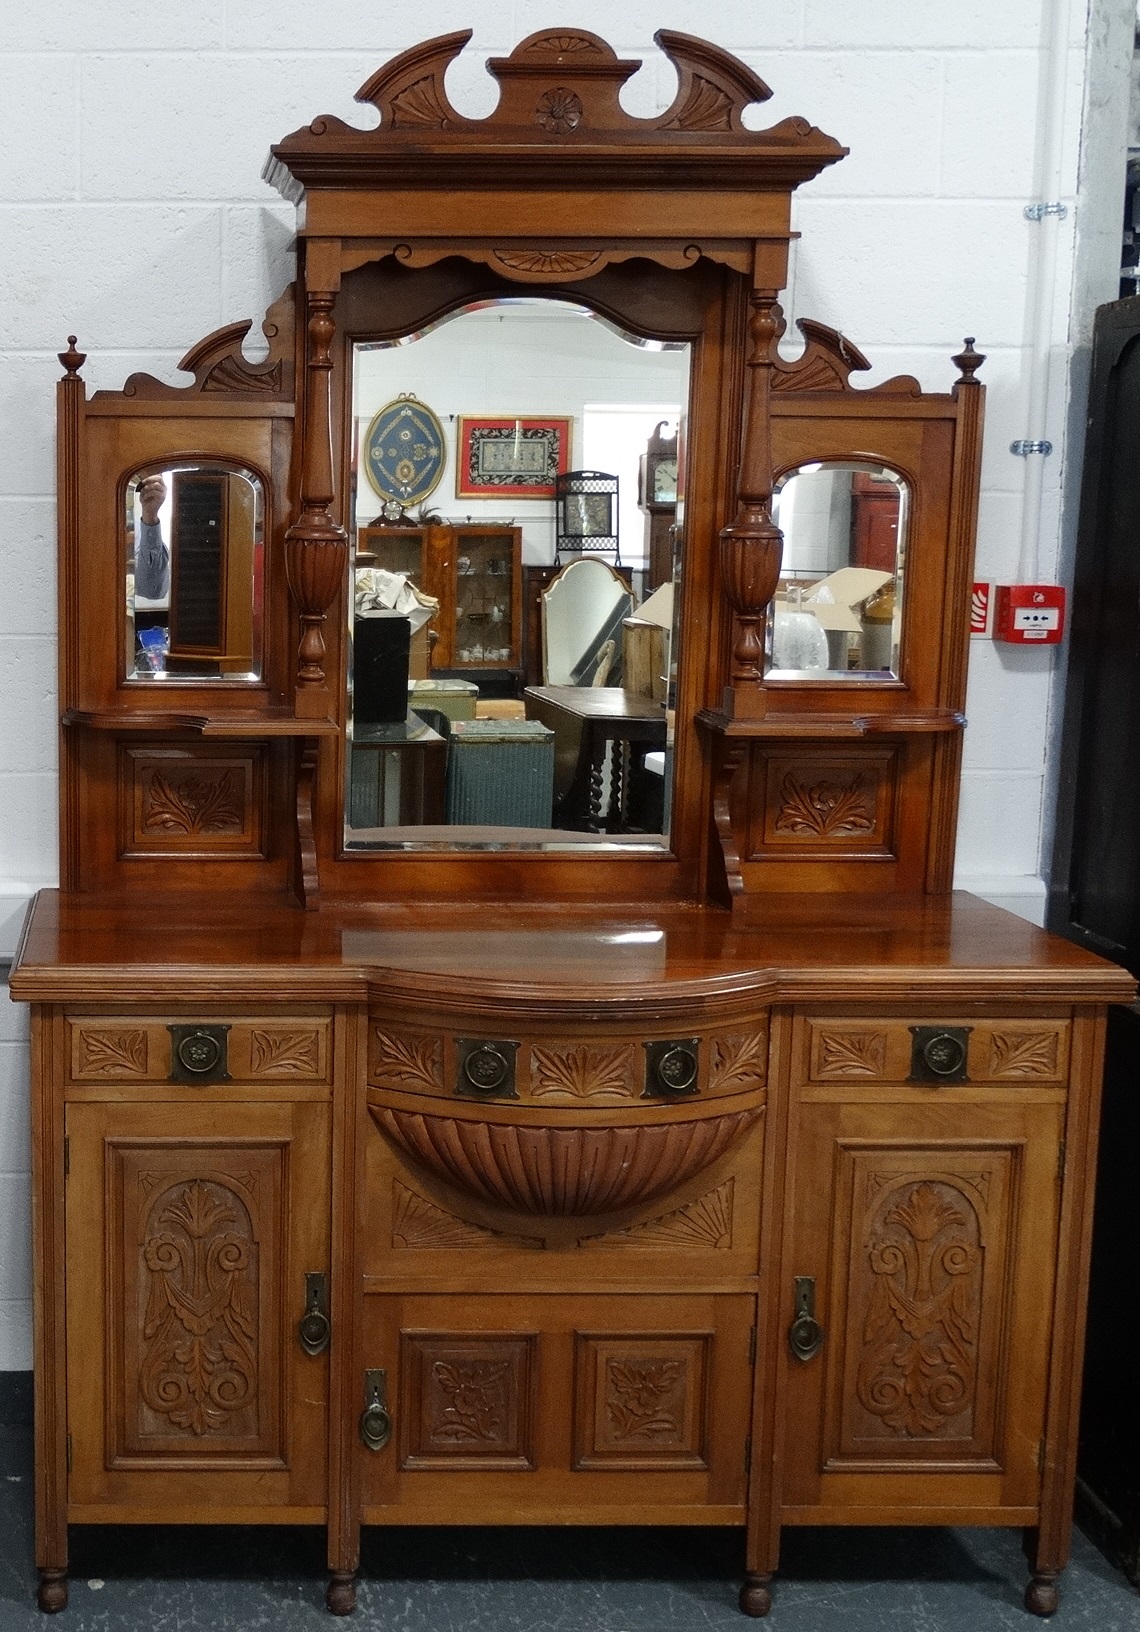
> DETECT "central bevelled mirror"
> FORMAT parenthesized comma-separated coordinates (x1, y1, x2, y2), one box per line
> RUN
(343, 298, 689, 852)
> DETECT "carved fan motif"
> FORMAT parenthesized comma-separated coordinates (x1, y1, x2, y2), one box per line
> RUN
(530, 1043, 636, 1100)
(662, 74, 735, 132)
(139, 1180, 257, 1437)
(78, 1028, 148, 1076)
(372, 1030, 443, 1090)
(493, 250, 602, 276)
(710, 1033, 766, 1090)
(815, 1029, 887, 1078)
(390, 74, 453, 127)
(249, 1030, 320, 1076)
(142, 770, 243, 835)
(775, 772, 875, 838)
(856, 1181, 981, 1437)
(391, 1183, 537, 1249)
(589, 1181, 734, 1249)
(987, 1031, 1059, 1078)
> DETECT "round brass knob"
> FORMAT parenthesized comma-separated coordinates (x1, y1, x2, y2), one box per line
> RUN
(462, 1045, 511, 1094)
(655, 1044, 698, 1094)
(921, 1032, 967, 1077)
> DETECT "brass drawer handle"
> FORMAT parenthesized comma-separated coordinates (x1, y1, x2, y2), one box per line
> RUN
(643, 1038, 700, 1098)
(909, 1025, 972, 1084)
(788, 1275, 824, 1362)
(360, 1369, 392, 1452)
(298, 1272, 330, 1356)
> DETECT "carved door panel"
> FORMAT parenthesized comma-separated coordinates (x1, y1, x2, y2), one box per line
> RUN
(781, 1096, 1063, 1518)
(360, 1293, 754, 1525)
(65, 1101, 330, 1518)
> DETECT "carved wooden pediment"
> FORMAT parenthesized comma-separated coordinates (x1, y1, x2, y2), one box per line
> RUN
(772, 318, 921, 397)
(264, 30, 845, 200)
(114, 288, 295, 401)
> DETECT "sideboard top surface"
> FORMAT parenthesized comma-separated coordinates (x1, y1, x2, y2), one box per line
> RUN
(9, 890, 1134, 1010)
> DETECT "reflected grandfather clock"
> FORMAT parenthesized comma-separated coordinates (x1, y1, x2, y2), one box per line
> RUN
(639, 419, 678, 589)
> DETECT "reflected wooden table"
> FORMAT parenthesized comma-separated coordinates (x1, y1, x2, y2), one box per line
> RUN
(524, 685, 668, 833)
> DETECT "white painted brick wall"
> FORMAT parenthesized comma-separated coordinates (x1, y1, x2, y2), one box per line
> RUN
(0, 0, 1130, 1366)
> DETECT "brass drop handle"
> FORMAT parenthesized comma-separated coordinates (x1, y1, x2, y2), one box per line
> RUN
(298, 1272, 331, 1356)
(788, 1275, 824, 1362)
(360, 1369, 392, 1452)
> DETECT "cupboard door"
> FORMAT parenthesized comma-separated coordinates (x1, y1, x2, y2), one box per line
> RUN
(360, 1293, 753, 1525)
(781, 1096, 1063, 1519)
(65, 1100, 330, 1519)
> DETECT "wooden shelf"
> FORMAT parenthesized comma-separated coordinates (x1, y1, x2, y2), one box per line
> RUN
(61, 708, 340, 738)
(696, 707, 966, 739)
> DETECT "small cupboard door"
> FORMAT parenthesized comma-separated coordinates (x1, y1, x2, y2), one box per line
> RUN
(360, 1293, 754, 1525)
(64, 1101, 330, 1518)
(780, 1094, 1064, 1519)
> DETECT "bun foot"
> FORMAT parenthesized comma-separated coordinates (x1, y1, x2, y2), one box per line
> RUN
(38, 1570, 68, 1613)
(739, 1572, 772, 1617)
(326, 1572, 357, 1615)
(1025, 1574, 1060, 1616)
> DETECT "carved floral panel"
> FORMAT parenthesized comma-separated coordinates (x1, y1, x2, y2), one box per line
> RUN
(529, 1042, 637, 1101)
(121, 746, 265, 857)
(752, 751, 896, 857)
(400, 1333, 536, 1469)
(985, 1027, 1066, 1081)
(371, 1030, 444, 1092)
(247, 1027, 323, 1079)
(75, 1027, 149, 1078)
(110, 1143, 285, 1466)
(574, 1334, 709, 1469)
(709, 1033, 767, 1092)
(811, 1026, 888, 1080)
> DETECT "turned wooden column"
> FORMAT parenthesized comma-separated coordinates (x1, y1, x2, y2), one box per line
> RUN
(286, 283, 348, 716)
(720, 268, 785, 719)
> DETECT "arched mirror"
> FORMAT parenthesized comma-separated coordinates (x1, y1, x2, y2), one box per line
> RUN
(344, 297, 688, 850)
(124, 462, 265, 681)
(767, 460, 909, 680)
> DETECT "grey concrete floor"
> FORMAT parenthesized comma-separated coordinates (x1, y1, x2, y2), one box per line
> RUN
(2, 1427, 1138, 1631)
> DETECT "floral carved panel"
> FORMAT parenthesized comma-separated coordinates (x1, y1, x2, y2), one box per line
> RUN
(110, 1143, 285, 1466)
(247, 1028, 324, 1080)
(751, 750, 897, 858)
(121, 745, 266, 858)
(400, 1333, 536, 1469)
(529, 1042, 637, 1101)
(75, 1027, 149, 1078)
(370, 1030, 444, 1092)
(574, 1334, 709, 1469)
(986, 1027, 1066, 1081)
(811, 1026, 888, 1080)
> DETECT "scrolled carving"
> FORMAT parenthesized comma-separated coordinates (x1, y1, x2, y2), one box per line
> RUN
(372, 1030, 444, 1091)
(120, 291, 294, 399)
(249, 1029, 321, 1077)
(78, 1028, 148, 1077)
(140, 1180, 257, 1437)
(987, 1030, 1059, 1079)
(856, 1181, 981, 1436)
(530, 1043, 637, 1100)
(142, 769, 243, 835)
(775, 771, 875, 838)
(370, 1103, 761, 1216)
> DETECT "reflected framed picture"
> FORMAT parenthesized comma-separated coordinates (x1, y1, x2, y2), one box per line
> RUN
(456, 416, 572, 499)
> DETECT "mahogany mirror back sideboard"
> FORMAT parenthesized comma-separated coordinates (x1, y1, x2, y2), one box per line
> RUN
(10, 27, 1133, 1620)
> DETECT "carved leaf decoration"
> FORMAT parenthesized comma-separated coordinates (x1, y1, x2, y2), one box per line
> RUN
(856, 1181, 981, 1437)
(79, 1028, 148, 1076)
(249, 1029, 320, 1076)
(139, 1180, 257, 1437)
(987, 1031, 1059, 1078)
(662, 74, 734, 132)
(200, 356, 284, 395)
(816, 1029, 887, 1078)
(372, 1030, 443, 1090)
(430, 1360, 508, 1441)
(391, 73, 453, 128)
(605, 1358, 683, 1440)
(530, 1044, 636, 1100)
(588, 1180, 734, 1249)
(710, 1034, 766, 1090)
(143, 770, 243, 835)
(775, 772, 875, 838)
(391, 1183, 537, 1249)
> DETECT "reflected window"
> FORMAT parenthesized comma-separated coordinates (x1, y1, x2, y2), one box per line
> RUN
(125, 463, 265, 681)
(768, 461, 909, 680)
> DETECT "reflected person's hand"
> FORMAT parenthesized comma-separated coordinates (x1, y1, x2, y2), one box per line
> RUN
(138, 475, 167, 526)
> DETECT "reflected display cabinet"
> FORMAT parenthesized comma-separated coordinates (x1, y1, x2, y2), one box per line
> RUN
(359, 522, 523, 670)
(11, 26, 1134, 1623)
